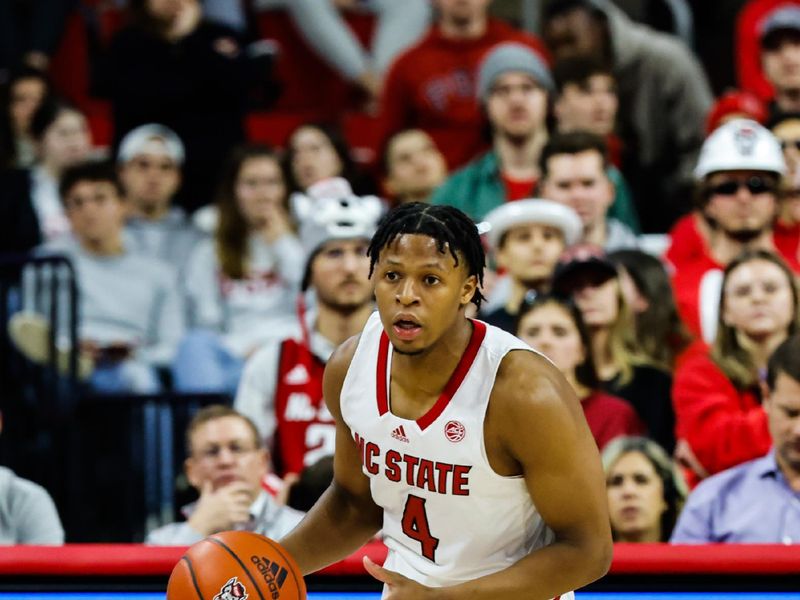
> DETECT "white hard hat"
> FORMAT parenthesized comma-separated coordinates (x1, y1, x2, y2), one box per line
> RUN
(291, 177, 385, 260)
(481, 199, 583, 250)
(694, 118, 786, 179)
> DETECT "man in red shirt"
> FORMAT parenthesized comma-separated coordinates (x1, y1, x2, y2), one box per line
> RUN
(377, 0, 548, 171)
(669, 118, 789, 342)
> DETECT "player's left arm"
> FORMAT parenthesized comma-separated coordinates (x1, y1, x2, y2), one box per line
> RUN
(365, 349, 613, 600)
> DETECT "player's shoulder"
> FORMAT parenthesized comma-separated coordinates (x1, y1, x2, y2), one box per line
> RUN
(492, 347, 570, 414)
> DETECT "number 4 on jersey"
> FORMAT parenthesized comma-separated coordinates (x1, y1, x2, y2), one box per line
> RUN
(401, 494, 440, 562)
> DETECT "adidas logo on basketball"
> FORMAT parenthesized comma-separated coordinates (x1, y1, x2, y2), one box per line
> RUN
(391, 425, 409, 443)
(250, 555, 288, 598)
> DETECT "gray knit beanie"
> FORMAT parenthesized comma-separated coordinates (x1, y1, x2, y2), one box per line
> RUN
(476, 42, 554, 102)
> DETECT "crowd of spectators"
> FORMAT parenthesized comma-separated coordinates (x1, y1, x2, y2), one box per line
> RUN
(1, 0, 799, 547)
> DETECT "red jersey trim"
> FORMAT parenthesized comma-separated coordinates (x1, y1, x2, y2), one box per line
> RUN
(376, 332, 391, 416)
(376, 320, 487, 431)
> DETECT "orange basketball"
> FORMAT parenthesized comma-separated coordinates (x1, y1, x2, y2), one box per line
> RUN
(167, 530, 306, 600)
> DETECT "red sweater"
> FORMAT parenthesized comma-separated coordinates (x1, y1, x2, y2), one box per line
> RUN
(672, 341, 771, 478)
(582, 391, 645, 450)
(377, 20, 548, 170)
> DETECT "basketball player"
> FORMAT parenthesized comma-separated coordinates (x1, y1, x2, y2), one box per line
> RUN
(280, 203, 612, 599)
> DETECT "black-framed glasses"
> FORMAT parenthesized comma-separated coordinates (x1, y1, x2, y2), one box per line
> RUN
(708, 176, 776, 197)
(780, 139, 800, 151)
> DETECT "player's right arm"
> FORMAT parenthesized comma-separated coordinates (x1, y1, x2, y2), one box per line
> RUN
(279, 335, 383, 574)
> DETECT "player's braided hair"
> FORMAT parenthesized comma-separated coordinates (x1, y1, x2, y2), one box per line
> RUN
(367, 203, 486, 309)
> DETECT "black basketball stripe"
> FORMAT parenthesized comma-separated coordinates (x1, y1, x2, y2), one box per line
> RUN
(258, 535, 305, 596)
(207, 537, 267, 600)
(182, 556, 204, 600)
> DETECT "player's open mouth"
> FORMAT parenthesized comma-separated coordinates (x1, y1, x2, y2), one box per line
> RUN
(393, 319, 422, 340)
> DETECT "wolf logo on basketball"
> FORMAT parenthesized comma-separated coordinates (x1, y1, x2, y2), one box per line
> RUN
(213, 577, 248, 600)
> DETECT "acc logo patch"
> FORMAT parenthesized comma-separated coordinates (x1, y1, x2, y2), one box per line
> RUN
(214, 576, 248, 600)
(445, 420, 466, 443)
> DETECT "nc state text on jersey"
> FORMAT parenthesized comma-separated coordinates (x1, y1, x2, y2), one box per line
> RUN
(355, 433, 472, 496)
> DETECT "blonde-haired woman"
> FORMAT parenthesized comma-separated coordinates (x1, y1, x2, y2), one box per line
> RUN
(553, 245, 675, 453)
(673, 249, 799, 484)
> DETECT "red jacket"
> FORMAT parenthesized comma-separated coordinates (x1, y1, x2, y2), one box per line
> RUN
(377, 20, 548, 170)
(672, 341, 771, 477)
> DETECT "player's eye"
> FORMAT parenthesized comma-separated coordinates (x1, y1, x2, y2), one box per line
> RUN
(385, 271, 399, 281)
(423, 275, 439, 285)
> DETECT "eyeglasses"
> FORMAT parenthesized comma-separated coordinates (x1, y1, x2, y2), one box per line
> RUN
(780, 139, 800, 152)
(194, 442, 259, 461)
(708, 176, 776, 197)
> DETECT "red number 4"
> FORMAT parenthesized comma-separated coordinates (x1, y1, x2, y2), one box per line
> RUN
(401, 495, 439, 562)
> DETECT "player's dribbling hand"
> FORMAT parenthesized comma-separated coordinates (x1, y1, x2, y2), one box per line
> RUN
(187, 481, 254, 536)
(363, 557, 437, 599)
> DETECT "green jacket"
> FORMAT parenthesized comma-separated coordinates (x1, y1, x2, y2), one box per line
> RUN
(431, 150, 641, 233)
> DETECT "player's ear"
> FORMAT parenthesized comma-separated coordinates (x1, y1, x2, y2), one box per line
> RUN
(460, 274, 479, 306)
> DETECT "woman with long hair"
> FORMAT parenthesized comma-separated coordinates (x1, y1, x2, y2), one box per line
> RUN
(174, 144, 304, 394)
(602, 436, 687, 542)
(516, 294, 644, 450)
(0, 96, 92, 252)
(673, 249, 800, 483)
(553, 245, 675, 452)
(608, 249, 692, 370)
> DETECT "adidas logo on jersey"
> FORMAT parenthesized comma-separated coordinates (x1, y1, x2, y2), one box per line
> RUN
(391, 425, 409, 443)
(284, 364, 309, 385)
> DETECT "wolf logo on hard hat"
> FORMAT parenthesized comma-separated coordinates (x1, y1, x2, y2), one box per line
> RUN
(214, 577, 249, 600)
(733, 125, 757, 156)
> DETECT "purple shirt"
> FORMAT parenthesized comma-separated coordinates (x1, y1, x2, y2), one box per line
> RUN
(671, 450, 800, 544)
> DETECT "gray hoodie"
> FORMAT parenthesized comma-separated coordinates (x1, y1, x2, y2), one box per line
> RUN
(599, 1, 713, 227)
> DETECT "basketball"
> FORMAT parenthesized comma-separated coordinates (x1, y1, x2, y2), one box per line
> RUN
(167, 530, 306, 600)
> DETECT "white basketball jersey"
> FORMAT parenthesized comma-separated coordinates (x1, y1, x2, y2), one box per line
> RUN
(340, 312, 574, 599)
